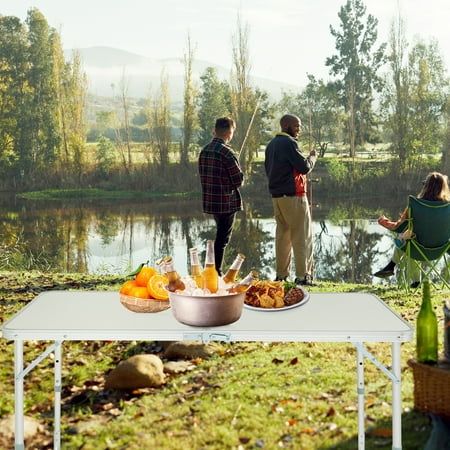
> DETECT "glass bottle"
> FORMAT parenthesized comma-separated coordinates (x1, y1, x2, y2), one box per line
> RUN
(156, 257, 167, 274)
(416, 280, 438, 364)
(228, 270, 258, 293)
(189, 247, 204, 288)
(202, 240, 218, 293)
(164, 256, 185, 293)
(223, 253, 246, 284)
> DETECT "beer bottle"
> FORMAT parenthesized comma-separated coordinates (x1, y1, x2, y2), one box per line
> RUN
(156, 257, 167, 274)
(416, 280, 438, 364)
(202, 240, 218, 293)
(223, 253, 246, 284)
(164, 256, 186, 293)
(189, 247, 204, 289)
(228, 270, 258, 293)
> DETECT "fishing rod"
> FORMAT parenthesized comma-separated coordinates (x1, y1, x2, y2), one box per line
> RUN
(238, 94, 262, 161)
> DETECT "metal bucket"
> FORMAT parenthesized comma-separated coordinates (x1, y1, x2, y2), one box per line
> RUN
(169, 291, 245, 327)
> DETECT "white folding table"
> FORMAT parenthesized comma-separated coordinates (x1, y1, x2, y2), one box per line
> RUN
(2, 291, 412, 450)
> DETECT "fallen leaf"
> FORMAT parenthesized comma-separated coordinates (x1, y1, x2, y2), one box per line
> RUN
(289, 357, 299, 365)
(326, 407, 336, 417)
(286, 419, 298, 427)
(368, 427, 392, 438)
(102, 402, 114, 411)
(344, 405, 357, 412)
(239, 437, 251, 444)
(107, 408, 121, 417)
(300, 427, 317, 435)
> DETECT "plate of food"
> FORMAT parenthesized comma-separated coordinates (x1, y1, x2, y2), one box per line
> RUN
(243, 280, 309, 311)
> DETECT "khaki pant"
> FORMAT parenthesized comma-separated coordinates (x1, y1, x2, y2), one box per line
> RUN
(272, 195, 313, 279)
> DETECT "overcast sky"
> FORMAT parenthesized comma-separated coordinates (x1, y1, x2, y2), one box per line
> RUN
(2, 0, 449, 87)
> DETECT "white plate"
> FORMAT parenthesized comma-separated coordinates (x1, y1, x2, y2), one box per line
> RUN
(243, 288, 310, 312)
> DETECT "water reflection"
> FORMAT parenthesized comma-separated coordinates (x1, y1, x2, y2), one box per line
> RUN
(0, 194, 403, 283)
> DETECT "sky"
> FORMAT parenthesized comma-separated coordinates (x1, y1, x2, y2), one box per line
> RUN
(2, 0, 450, 87)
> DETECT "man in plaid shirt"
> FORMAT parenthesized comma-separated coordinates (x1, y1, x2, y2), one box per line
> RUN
(198, 117, 244, 274)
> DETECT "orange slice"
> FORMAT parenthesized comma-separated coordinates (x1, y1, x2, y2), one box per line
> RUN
(147, 274, 169, 300)
(135, 266, 157, 287)
(120, 280, 137, 295)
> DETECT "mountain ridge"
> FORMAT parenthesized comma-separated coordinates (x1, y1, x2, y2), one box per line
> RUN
(65, 46, 302, 101)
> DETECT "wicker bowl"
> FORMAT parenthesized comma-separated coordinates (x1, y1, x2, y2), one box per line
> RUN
(408, 359, 450, 420)
(120, 293, 170, 313)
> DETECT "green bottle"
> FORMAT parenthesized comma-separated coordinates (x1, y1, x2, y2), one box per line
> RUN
(416, 280, 438, 364)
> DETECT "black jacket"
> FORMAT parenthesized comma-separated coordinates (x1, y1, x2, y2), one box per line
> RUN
(264, 133, 316, 197)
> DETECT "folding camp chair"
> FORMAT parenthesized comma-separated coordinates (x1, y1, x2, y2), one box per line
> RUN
(394, 196, 450, 290)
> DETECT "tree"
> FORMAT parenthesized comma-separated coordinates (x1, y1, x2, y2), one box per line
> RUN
(181, 33, 198, 166)
(279, 75, 343, 157)
(407, 39, 448, 161)
(148, 70, 172, 170)
(26, 8, 60, 178)
(197, 67, 230, 145)
(230, 16, 271, 174)
(230, 16, 253, 173)
(326, 0, 385, 157)
(382, 16, 410, 169)
(383, 18, 448, 172)
(60, 51, 88, 183)
(442, 97, 450, 174)
(0, 15, 29, 183)
(96, 135, 115, 178)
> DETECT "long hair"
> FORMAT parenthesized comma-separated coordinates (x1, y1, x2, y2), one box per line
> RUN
(418, 172, 450, 202)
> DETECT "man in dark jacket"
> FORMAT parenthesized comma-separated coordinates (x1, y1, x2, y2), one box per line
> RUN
(198, 117, 244, 274)
(265, 114, 316, 285)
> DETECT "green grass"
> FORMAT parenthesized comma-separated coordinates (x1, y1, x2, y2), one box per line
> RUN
(17, 188, 200, 201)
(1, 271, 447, 449)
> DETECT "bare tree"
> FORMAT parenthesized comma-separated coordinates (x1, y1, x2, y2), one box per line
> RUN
(181, 33, 198, 166)
(111, 71, 133, 176)
(149, 70, 171, 170)
(230, 15, 258, 175)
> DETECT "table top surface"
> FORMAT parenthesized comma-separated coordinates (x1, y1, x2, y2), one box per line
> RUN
(2, 291, 413, 342)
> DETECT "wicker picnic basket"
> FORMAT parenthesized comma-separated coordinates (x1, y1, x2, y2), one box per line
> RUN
(408, 359, 450, 420)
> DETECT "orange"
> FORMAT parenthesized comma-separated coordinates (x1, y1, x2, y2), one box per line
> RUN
(147, 274, 169, 300)
(120, 280, 137, 295)
(135, 266, 157, 287)
(128, 285, 151, 299)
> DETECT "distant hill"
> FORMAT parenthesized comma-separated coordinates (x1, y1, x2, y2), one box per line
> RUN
(65, 46, 301, 102)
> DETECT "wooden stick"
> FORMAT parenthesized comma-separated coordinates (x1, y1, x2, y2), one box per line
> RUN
(238, 95, 261, 160)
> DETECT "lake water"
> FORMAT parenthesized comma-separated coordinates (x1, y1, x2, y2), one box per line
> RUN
(0, 193, 411, 284)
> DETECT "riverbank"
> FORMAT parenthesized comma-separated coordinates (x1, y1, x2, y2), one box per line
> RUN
(0, 270, 441, 449)
(6, 157, 443, 200)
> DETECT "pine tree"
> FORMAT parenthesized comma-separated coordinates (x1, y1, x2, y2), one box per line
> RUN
(326, 0, 385, 157)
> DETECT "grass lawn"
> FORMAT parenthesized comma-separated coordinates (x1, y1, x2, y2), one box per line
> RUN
(0, 271, 447, 449)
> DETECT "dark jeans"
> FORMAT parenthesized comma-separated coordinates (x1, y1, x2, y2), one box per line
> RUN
(213, 212, 236, 274)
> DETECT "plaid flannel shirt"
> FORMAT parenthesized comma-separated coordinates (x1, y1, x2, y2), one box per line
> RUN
(198, 137, 244, 214)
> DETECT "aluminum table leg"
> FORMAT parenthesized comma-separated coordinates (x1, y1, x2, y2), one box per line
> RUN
(54, 341, 62, 450)
(14, 339, 24, 450)
(356, 343, 365, 449)
(392, 342, 402, 450)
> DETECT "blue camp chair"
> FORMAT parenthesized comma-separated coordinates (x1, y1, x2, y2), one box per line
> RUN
(394, 196, 450, 289)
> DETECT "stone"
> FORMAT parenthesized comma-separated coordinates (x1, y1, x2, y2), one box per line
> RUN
(163, 360, 196, 374)
(105, 354, 165, 389)
(164, 341, 219, 360)
(0, 414, 43, 440)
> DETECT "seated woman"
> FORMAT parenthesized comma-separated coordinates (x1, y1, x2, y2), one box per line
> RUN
(373, 171, 450, 286)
